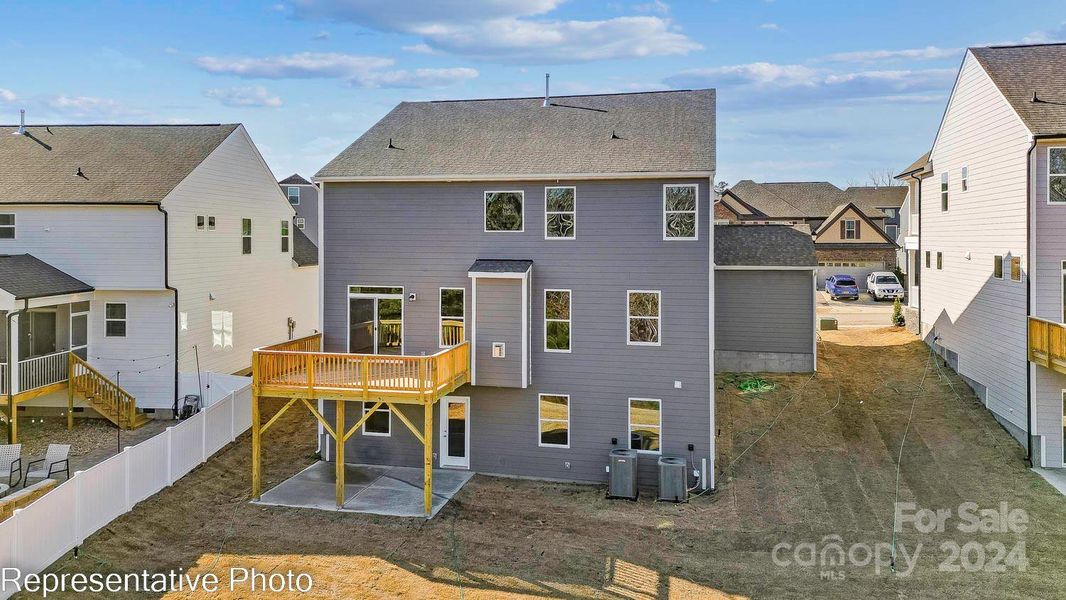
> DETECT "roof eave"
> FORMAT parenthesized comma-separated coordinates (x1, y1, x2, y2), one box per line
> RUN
(315, 170, 714, 183)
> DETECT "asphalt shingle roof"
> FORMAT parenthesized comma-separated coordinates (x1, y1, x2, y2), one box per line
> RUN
(970, 44, 1066, 136)
(279, 173, 312, 185)
(843, 186, 906, 214)
(725, 180, 904, 220)
(316, 90, 715, 179)
(468, 259, 534, 274)
(0, 254, 94, 299)
(714, 225, 816, 267)
(0, 124, 239, 204)
(895, 151, 931, 178)
(292, 227, 318, 267)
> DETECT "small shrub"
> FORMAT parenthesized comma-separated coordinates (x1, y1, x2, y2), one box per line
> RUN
(892, 297, 905, 327)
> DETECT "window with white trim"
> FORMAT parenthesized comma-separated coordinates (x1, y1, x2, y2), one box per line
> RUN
(241, 218, 252, 254)
(538, 394, 569, 448)
(0, 214, 14, 239)
(362, 402, 390, 436)
(295, 217, 305, 229)
(627, 290, 660, 345)
(544, 289, 571, 352)
(1051, 148, 1066, 204)
(1011, 256, 1022, 281)
(664, 184, 698, 239)
(196, 215, 205, 230)
(843, 219, 858, 239)
(886, 224, 898, 240)
(281, 220, 290, 252)
(545, 186, 575, 239)
(940, 172, 949, 211)
(993, 255, 1003, 279)
(961, 166, 969, 191)
(105, 303, 127, 337)
(629, 398, 661, 453)
(485, 191, 524, 232)
(208, 216, 216, 230)
(439, 288, 465, 347)
(937, 252, 943, 270)
(211, 310, 233, 349)
(287, 186, 300, 205)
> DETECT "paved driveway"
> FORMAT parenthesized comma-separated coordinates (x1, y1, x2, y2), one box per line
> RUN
(816, 290, 897, 328)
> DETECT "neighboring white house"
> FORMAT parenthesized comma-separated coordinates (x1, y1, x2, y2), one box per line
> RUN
(0, 122, 318, 436)
(913, 42, 1066, 467)
(894, 151, 929, 325)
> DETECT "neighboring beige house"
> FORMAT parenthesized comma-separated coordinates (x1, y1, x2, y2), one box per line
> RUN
(911, 42, 1066, 468)
(0, 122, 318, 439)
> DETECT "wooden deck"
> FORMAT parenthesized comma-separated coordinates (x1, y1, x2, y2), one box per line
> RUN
(1029, 317, 1066, 376)
(250, 333, 472, 516)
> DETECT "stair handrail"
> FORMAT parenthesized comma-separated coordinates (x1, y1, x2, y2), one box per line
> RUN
(68, 353, 138, 426)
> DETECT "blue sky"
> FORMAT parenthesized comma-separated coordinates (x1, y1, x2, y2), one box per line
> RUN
(2, 1, 1064, 186)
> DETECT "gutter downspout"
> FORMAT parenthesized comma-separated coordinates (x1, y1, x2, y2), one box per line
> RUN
(157, 205, 180, 420)
(6, 299, 28, 442)
(1024, 138, 1038, 467)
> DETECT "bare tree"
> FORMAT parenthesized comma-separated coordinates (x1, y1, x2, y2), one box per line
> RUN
(847, 169, 903, 188)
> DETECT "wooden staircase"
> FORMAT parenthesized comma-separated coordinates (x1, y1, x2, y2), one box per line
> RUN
(68, 353, 150, 429)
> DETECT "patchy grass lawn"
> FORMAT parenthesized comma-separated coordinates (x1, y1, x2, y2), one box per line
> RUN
(25, 327, 1066, 599)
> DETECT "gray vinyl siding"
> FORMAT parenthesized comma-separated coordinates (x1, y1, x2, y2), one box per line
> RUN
(1033, 141, 1066, 466)
(474, 278, 524, 388)
(715, 270, 813, 354)
(292, 184, 319, 245)
(321, 178, 711, 485)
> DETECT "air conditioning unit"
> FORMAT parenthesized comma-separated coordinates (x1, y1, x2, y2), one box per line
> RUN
(607, 448, 638, 500)
(657, 456, 687, 503)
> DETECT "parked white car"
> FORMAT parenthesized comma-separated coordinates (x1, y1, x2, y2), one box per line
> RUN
(866, 271, 904, 301)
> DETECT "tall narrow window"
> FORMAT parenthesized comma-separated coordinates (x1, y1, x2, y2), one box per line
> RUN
(545, 186, 576, 239)
(1011, 256, 1022, 281)
(913, 252, 921, 287)
(629, 398, 661, 453)
(937, 252, 943, 270)
(105, 303, 127, 337)
(281, 220, 290, 252)
(843, 219, 858, 239)
(886, 224, 898, 240)
(241, 218, 252, 254)
(485, 191, 524, 232)
(439, 288, 465, 347)
(544, 289, 571, 352)
(664, 184, 698, 239)
(287, 186, 300, 205)
(208, 216, 216, 230)
(538, 394, 569, 448)
(940, 173, 949, 211)
(925, 251, 931, 269)
(0, 214, 14, 239)
(993, 255, 1003, 279)
(627, 290, 661, 346)
(196, 215, 205, 230)
(961, 166, 969, 191)
(1051, 148, 1066, 204)
(362, 402, 391, 436)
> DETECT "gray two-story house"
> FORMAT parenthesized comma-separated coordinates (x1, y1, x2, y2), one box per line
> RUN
(279, 174, 319, 246)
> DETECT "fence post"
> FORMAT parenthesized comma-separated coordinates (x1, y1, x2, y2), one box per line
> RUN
(72, 470, 84, 546)
(123, 448, 132, 512)
(165, 427, 174, 486)
(200, 409, 207, 465)
(11, 508, 21, 573)
(229, 391, 236, 442)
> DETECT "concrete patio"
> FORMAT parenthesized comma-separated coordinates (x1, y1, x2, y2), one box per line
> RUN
(253, 461, 473, 518)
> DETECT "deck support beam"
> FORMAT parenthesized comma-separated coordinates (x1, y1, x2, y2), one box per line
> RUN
(67, 373, 74, 431)
(335, 400, 345, 508)
(251, 350, 262, 501)
(424, 401, 433, 516)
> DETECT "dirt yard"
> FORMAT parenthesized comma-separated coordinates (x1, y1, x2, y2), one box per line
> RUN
(23, 327, 1066, 599)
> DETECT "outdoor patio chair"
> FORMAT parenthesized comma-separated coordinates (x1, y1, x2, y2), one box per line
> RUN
(0, 444, 22, 496)
(24, 444, 69, 487)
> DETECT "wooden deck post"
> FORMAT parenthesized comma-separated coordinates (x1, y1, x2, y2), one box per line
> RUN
(67, 357, 74, 431)
(251, 351, 262, 500)
(424, 400, 433, 516)
(336, 400, 346, 508)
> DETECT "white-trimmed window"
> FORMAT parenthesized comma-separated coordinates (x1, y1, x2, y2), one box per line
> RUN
(1051, 148, 1066, 204)
(663, 184, 698, 240)
(627, 290, 661, 346)
(1011, 256, 1022, 281)
(241, 218, 252, 254)
(484, 191, 524, 232)
(439, 287, 465, 347)
(295, 217, 305, 229)
(208, 216, 216, 230)
(105, 303, 127, 337)
(544, 289, 571, 352)
(937, 252, 943, 270)
(0, 213, 14, 239)
(281, 220, 290, 253)
(993, 255, 1003, 279)
(196, 215, 205, 230)
(545, 186, 575, 239)
(538, 394, 569, 448)
(287, 186, 300, 205)
(843, 219, 858, 239)
(211, 310, 233, 349)
(885, 224, 898, 240)
(961, 166, 969, 192)
(940, 172, 949, 211)
(629, 398, 661, 453)
(362, 402, 390, 436)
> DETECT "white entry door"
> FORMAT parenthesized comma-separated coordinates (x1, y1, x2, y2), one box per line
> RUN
(440, 396, 470, 469)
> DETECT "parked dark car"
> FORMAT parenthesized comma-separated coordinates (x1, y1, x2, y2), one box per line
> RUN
(825, 275, 860, 300)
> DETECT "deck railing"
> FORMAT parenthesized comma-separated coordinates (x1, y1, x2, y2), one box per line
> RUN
(1029, 317, 1066, 376)
(254, 340, 471, 403)
(18, 350, 70, 393)
(261, 332, 324, 354)
(69, 353, 140, 427)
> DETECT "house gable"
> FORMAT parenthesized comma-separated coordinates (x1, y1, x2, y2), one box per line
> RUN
(814, 203, 895, 245)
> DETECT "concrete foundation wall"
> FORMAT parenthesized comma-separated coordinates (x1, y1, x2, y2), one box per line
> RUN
(715, 350, 815, 373)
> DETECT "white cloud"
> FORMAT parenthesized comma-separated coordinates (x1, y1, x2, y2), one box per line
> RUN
(823, 46, 962, 63)
(402, 43, 436, 54)
(43, 95, 139, 119)
(193, 51, 478, 88)
(0, 89, 16, 103)
(759, 23, 780, 31)
(291, 0, 700, 63)
(633, 1, 669, 14)
(312, 30, 331, 40)
(205, 85, 283, 107)
(1022, 22, 1066, 43)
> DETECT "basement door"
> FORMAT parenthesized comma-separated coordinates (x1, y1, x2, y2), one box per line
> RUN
(440, 396, 470, 469)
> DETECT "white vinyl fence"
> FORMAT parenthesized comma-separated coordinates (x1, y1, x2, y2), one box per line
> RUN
(0, 384, 252, 599)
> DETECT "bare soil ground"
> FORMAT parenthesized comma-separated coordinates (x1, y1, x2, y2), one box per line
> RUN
(24, 327, 1066, 599)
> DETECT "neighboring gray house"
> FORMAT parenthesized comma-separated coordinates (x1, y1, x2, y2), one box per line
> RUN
(910, 42, 1066, 469)
(279, 174, 319, 246)
(298, 89, 818, 491)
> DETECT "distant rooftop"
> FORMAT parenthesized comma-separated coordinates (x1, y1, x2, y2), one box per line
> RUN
(279, 173, 312, 186)
(723, 180, 904, 220)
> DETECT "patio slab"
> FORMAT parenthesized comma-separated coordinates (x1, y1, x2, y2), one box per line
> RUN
(253, 461, 473, 518)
